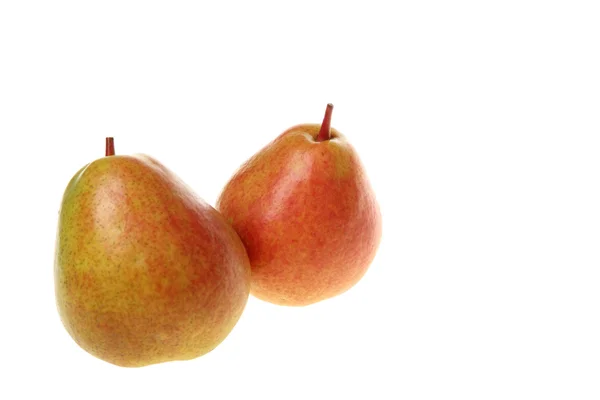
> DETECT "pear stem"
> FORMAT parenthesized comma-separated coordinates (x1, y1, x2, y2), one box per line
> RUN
(105, 137, 115, 156)
(316, 103, 334, 142)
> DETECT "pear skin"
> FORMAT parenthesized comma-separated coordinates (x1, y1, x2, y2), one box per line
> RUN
(217, 105, 381, 306)
(55, 138, 251, 367)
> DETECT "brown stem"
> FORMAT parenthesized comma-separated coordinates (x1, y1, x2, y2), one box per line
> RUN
(105, 137, 115, 156)
(316, 103, 334, 142)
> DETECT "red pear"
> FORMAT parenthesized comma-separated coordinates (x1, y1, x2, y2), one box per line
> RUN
(217, 104, 381, 306)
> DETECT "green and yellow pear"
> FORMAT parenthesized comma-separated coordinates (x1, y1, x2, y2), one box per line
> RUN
(54, 138, 251, 367)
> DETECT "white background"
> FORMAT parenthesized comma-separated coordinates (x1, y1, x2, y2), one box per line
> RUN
(1, 1, 599, 399)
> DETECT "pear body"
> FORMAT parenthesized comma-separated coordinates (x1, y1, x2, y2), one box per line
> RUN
(55, 154, 251, 367)
(217, 125, 381, 306)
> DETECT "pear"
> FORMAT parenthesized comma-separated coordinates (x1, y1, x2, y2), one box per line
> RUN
(217, 104, 381, 306)
(54, 138, 251, 367)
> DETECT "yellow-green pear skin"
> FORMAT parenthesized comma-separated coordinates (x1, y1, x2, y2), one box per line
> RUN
(54, 139, 251, 367)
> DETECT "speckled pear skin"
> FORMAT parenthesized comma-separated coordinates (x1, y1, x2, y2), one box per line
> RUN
(55, 153, 251, 367)
(216, 124, 381, 306)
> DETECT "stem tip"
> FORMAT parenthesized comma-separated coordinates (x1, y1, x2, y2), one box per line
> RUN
(316, 103, 334, 142)
(105, 137, 115, 156)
